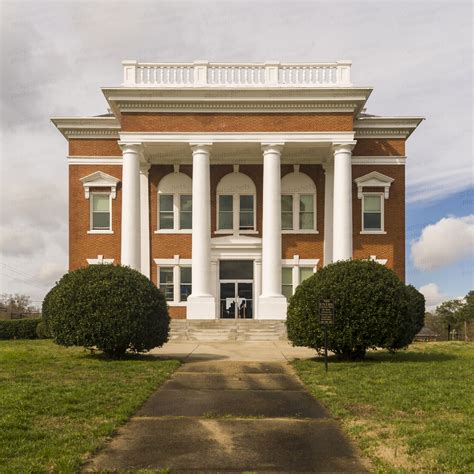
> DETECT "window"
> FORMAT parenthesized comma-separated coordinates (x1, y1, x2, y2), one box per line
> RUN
(281, 195, 293, 230)
(91, 193, 111, 230)
(299, 195, 314, 230)
(159, 267, 174, 301)
(157, 172, 193, 232)
(281, 171, 317, 232)
(363, 194, 383, 231)
(159, 195, 174, 229)
(179, 195, 192, 229)
(239, 195, 254, 230)
(216, 171, 257, 234)
(299, 267, 314, 283)
(180, 267, 192, 302)
(218, 195, 233, 230)
(282, 267, 293, 299)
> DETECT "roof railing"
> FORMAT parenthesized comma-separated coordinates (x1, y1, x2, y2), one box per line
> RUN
(122, 60, 352, 87)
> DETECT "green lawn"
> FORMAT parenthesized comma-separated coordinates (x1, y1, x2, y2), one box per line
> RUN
(293, 342, 474, 473)
(0, 340, 179, 473)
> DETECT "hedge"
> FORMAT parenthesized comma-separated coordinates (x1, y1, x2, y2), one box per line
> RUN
(0, 318, 42, 340)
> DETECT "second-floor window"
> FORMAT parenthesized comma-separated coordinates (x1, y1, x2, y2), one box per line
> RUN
(281, 170, 317, 233)
(362, 194, 383, 231)
(216, 171, 257, 234)
(157, 171, 193, 232)
(91, 193, 111, 231)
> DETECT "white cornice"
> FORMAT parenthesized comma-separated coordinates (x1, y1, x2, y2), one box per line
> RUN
(51, 117, 120, 140)
(103, 86, 372, 115)
(352, 156, 406, 165)
(354, 116, 423, 139)
(68, 157, 123, 165)
(119, 131, 356, 144)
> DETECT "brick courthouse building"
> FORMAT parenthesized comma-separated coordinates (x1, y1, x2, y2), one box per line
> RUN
(52, 60, 422, 321)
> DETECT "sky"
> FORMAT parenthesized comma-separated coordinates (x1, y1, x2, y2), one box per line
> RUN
(0, 0, 472, 311)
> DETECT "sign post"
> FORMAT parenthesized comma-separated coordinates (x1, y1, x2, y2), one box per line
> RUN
(319, 300, 335, 372)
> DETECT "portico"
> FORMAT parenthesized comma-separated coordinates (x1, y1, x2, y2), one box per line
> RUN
(118, 135, 355, 320)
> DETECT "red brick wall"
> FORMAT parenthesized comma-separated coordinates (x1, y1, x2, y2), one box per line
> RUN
(352, 165, 405, 281)
(69, 165, 122, 271)
(122, 113, 353, 132)
(353, 139, 405, 156)
(69, 139, 121, 156)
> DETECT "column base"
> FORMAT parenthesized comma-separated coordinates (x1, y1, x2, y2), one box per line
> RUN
(257, 296, 288, 320)
(186, 295, 216, 320)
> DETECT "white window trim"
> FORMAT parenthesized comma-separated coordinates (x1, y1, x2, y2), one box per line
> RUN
(281, 256, 319, 297)
(361, 192, 386, 234)
(216, 192, 257, 236)
(154, 256, 192, 306)
(80, 171, 120, 199)
(281, 192, 318, 234)
(88, 192, 114, 234)
(156, 193, 193, 234)
(86, 254, 114, 265)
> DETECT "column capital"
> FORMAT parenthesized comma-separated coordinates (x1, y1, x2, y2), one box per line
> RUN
(261, 142, 285, 155)
(332, 142, 356, 154)
(118, 142, 143, 155)
(190, 142, 213, 154)
(139, 162, 151, 174)
(322, 160, 334, 173)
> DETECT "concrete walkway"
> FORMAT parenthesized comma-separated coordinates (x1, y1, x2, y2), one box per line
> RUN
(84, 357, 368, 472)
(149, 340, 318, 361)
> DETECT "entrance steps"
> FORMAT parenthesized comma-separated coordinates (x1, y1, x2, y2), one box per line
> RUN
(169, 320, 288, 342)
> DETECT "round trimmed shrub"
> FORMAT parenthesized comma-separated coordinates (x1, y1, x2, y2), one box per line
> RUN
(42, 265, 169, 357)
(286, 260, 421, 359)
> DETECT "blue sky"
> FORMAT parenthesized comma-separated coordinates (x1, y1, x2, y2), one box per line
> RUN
(0, 0, 472, 309)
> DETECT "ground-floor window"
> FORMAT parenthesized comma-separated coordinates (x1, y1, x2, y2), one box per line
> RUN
(281, 257, 319, 300)
(155, 257, 192, 305)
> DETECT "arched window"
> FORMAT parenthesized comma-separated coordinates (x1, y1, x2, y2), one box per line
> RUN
(216, 170, 257, 234)
(157, 171, 192, 233)
(281, 169, 317, 233)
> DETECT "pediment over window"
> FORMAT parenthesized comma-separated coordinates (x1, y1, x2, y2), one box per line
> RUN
(354, 171, 394, 199)
(80, 171, 120, 199)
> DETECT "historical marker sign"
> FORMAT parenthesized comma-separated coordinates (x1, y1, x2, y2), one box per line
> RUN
(319, 300, 335, 325)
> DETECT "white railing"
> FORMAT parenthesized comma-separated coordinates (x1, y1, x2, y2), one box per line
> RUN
(122, 60, 351, 87)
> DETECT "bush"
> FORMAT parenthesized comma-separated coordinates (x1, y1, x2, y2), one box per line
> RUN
(35, 320, 51, 339)
(286, 260, 422, 359)
(0, 318, 41, 340)
(42, 265, 169, 357)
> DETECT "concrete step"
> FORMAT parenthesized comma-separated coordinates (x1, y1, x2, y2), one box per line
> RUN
(169, 319, 288, 342)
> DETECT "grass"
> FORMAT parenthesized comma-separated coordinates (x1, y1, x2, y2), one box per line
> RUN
(0, 339, 180, 473)
(292, 342, 474, 473)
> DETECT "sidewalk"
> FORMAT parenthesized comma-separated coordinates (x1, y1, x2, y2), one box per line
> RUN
(149, 340, 318, 361)
(84, 358, 368, 472)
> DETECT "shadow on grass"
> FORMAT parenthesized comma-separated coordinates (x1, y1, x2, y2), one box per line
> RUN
(305, 351, 458, 364)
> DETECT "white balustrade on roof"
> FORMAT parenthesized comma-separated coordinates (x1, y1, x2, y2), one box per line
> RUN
(122, 60, 352, 87)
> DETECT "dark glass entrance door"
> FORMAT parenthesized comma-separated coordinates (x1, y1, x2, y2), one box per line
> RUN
(219, 281, 253, 319)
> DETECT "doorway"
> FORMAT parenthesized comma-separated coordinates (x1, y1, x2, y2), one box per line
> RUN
(219, 260, 253, 319)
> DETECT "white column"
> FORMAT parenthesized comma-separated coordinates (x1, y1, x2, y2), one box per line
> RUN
(140, 163, 151, 277)
(187, 143, 215, 319)
(120, 143, 142, 270)
(332, 143, 355, 261)
(258, 143, 287, 320)
(323, 161, 334, 265)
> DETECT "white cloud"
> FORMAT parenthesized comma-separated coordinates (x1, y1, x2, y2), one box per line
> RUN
(419, 283, 447, 312)
(36, 262, 66, 286)
(411, 215, 474, 271)
(0, 227, 45, 257)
